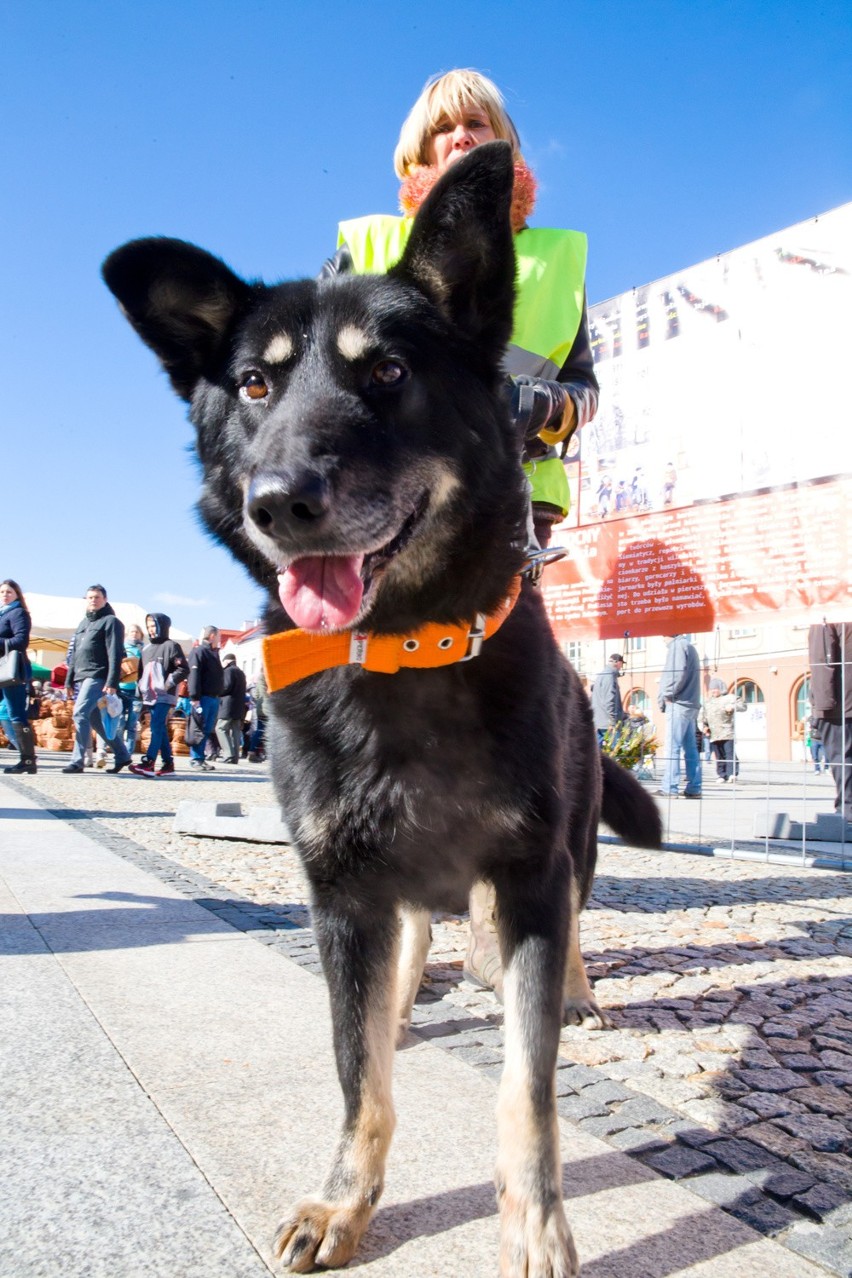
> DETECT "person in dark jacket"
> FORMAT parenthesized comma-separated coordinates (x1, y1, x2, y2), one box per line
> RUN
(63, 585, 132, 774)
(0, 579, 37, 774)
(590, 653, 628, 745)
(187, 625, 223, 771)
(809, 623, 852, 821)
(217, 654, 248, 763)
(130, 613, 189, 778)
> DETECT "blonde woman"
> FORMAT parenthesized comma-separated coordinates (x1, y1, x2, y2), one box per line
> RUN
(324, 69, 599, 997)
(324, 68, 599, 550)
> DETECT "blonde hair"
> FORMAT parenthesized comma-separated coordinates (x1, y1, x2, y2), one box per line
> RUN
(393, 69, 522, 179)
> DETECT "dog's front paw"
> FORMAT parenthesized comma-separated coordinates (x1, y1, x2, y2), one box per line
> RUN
(274, 1197, 368, 1272)
(498, 1197, 579, 1278)
(562, 993, 613, 1030)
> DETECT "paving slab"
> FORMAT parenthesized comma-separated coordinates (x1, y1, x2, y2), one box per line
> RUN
(0, 781, 829, 1277)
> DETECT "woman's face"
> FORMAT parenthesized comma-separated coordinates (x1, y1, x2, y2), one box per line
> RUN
(0, 583, 18, 605)
(426, 105, 496, 174)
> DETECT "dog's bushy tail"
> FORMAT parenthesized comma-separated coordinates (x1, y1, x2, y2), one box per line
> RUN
(600, 754, 663, 849)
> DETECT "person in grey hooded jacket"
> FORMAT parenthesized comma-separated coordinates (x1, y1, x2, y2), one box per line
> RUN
(130, 613, 188, 778)
(657, 634, 702, 798)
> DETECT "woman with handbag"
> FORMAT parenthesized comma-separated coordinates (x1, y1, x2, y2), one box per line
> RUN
(0, 579, 37, 774)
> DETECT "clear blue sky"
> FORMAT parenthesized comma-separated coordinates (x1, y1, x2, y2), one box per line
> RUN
(2, 0, 849, 634)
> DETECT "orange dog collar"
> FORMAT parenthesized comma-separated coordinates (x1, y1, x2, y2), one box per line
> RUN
(262, 577, 522, 693)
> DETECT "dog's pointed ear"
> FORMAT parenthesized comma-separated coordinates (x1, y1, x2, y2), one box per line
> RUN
(102, 238, 251, 399)
(391, 141, 516, 357)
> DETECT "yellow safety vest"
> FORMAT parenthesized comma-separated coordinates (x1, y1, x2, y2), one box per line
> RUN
(338, 215, 588, 517)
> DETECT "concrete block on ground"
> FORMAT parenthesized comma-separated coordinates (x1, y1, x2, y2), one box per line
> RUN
(173, 800, 292, 843)
(753, 810, 852, 843)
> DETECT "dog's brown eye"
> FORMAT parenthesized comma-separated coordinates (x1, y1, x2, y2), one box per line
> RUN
(371, 360, 407, 387)
(241, 374, 269, 401)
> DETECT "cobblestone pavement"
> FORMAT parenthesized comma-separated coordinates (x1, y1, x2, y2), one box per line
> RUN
(5, 754, 852, 1276)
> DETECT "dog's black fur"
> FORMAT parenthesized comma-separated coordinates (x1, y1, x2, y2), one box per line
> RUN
(103, 142, 661, 1277)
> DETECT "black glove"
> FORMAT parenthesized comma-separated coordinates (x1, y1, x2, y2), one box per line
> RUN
(504, 374, 574, 443)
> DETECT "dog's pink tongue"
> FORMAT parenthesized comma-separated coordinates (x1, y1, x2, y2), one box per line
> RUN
(278, 555, 365, 631)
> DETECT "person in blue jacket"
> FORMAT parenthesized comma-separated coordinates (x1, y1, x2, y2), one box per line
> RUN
(0, 579, 36, 774)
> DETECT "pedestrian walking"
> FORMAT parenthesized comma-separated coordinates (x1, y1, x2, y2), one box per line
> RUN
(217, 654, 247, 763)
(187, 625, 223, 771)
(130, 613, 189, 778)
(0, 579, 38, 774)
(63, 585, 132, 774)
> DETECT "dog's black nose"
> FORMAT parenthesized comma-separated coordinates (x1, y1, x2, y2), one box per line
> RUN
(247, 473, 330, 536)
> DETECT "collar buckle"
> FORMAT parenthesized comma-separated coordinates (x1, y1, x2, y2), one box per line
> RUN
(461, 614, 487, 661)
(523, 545, 568, 587)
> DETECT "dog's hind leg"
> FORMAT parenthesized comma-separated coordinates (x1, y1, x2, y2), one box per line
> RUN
(494, 867, 579, 1278)
(274, 898, 399, 1272)
(563, 879, 613, 1030)
(395, 906, 432, 1045)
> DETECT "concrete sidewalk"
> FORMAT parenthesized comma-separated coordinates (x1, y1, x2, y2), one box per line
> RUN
(0, 782, 833, 1278)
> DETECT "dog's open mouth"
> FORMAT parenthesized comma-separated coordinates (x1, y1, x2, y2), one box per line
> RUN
(277, 496, 428, 631)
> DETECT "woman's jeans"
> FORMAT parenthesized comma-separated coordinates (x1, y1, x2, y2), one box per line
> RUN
(3, 684, 28, 723)
(146, 701, 173, 767)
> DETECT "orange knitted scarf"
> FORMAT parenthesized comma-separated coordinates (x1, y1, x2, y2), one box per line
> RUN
(399, 158, 537, 233)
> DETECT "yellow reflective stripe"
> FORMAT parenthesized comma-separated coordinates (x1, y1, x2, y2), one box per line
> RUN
(523, 456, 571, 516)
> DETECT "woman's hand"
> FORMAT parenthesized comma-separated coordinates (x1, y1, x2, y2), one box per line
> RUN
(506, 374, 576, 445)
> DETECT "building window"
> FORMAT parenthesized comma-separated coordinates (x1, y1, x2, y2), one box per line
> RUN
(563, 641, 584, 670)
(728, 627, 757, 638)
(794, 675, 810, 727)
(625, 636, 646, 653)
(735, 679, 765, 704)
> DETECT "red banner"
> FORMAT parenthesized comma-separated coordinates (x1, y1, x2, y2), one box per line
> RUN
(542, 476, 852, 641)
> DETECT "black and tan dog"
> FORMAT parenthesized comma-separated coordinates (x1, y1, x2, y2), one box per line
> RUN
(103, 142, 661, 1277)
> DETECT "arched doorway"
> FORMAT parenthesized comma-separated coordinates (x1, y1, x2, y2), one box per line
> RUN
(791, 674, 811, 761)
(733, 678, 767, 761)
(626, 687, 652, 721)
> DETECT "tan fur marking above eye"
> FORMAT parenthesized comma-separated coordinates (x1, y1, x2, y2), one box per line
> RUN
(337, 325, 371, 361)
(263, 333, 294, 364)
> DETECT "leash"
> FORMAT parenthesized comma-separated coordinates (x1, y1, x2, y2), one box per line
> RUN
(262, 576, 523, 693)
